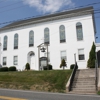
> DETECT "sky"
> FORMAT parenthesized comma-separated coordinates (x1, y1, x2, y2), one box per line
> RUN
(0, 0, 100, 43)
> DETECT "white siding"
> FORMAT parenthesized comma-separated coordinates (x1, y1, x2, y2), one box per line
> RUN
(0, 14, 95, 70)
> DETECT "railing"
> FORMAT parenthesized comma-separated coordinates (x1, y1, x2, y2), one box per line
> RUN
(95, 59, 98, 91)
(69, 62, 78, 91)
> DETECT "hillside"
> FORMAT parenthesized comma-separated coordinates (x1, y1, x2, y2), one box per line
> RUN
(0, 70, 72, 93)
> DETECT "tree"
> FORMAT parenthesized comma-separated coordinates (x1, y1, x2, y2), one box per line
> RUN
(87, 42, 96, 68)
(60, 59, 67, 70)
(25, 63, 30, 70)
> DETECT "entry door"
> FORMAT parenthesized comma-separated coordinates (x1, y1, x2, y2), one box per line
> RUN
(30, 56, 35, 69)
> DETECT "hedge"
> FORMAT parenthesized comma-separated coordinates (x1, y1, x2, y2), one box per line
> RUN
(0, 67, 8, 72)
(70, 64, 75, 69)
(25, 63, 30, 70)
(43, 64, 53, 70)
(8, 66, 16, 71)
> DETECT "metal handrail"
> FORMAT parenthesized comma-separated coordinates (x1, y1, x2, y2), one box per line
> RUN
(95, 59, 98, 91)
(95, 52, 99, 91)
(69, 62, 78, 91)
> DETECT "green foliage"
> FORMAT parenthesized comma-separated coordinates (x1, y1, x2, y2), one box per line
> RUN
(48, 64, 53, 70)
(60, 59, 66, 70)
(0, 67, 8, 72)
(87, 42, 96, 68)
(70, 64, 75, 69)
(43, 64, 53, 70)
(0, 70, 72, 93)
(0, 66, 16, 72)
(25, 63, 30, 70)
(97, 91, 100, 95)
(8, 66, 16, 71)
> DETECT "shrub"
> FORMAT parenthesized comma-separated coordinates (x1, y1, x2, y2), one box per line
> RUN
(60, 59, 66, 70)
(97, 91, 100, 95)
(43, 64, 53, 70)
(0, 67, 8, 72)
(87, 42, 96, 68)
(43, 66, 47, 70)
(48, 64, 52, 70)
(25, 63, 30, 70)
(70, 64, 75, 69)
(8, 66, 16, 71)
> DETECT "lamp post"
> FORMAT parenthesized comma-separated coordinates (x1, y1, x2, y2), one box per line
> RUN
(47, 44, 48, 70)
(38, 47, 40, 70)
(0, 42, 1, 68)
(95, 44, 99, 91)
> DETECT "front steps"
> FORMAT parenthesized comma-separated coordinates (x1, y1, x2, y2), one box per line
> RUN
(69, 69, 97, 94)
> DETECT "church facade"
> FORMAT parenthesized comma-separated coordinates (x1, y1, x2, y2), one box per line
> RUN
(0, 6, 96, 70)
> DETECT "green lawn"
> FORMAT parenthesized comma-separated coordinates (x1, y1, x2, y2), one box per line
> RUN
(0, 70, 72, 93)
(97, 91, 100, 95)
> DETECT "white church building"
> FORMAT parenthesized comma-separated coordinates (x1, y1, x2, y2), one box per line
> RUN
(0, 6, 96, 70)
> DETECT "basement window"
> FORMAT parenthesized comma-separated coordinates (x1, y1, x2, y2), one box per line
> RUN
(78, 49, 85, 60)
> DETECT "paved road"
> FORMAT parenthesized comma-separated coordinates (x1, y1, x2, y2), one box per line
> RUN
(0, 89, 100, 100)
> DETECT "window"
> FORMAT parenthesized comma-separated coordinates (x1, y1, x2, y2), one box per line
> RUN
(44, 28, 50, 44)
(29, 30, 34, 47)
(13, 56, 18, 65)
(14, 34, 18, 49)
(76, 22, 83, 41)
(61, 51, 67, 61)
(3, 57, 7, 65)
(44, 52, 50, 62)
(59, 25, 66, 43)
(3, 36, 8, 50)
(78, 49, 85, 60)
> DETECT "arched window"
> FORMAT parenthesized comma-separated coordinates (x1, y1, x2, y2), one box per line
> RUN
(29, 30, 34, 47)
(14, 34, 18, 49)
(3, 36, 8, 50)
(76, 22, 83, 40)
(59, 25, 66, 43)
(44, 28, 50, 44)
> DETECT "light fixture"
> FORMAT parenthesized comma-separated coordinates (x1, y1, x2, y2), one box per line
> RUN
(40, 47, 46, 52)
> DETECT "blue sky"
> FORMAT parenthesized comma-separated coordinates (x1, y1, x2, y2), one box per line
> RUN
(0, 0, 100, 43)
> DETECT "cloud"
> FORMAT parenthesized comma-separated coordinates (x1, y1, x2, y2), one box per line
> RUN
(22, 0, 74, 13)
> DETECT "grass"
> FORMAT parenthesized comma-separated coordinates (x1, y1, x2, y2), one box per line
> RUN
(0, 70, 72, 93)
(97, 91, 100, 95)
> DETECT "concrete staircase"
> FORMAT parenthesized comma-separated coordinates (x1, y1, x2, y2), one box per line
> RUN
(70, 69, 96, 94)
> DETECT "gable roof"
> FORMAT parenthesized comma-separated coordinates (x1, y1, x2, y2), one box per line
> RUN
(0, 6, 94, 32)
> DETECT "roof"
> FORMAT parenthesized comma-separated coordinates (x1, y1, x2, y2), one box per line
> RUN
(96, 43, 100, 47)
(0, 6, 94, 32)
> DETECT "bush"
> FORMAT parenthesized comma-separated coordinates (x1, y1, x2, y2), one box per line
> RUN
(8, 66, 16, 71)
(25, 63, 30, 70)
(60, 59, 66, 70)
(0, 67, 8, 72)
(97, 91, 100, 95)
(43, 64, 53, 70)
(43, 66, 47, 70)
(48, 64, 52, 70)
(87, 42, 96, 68)
(70, 64, 75, 69)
